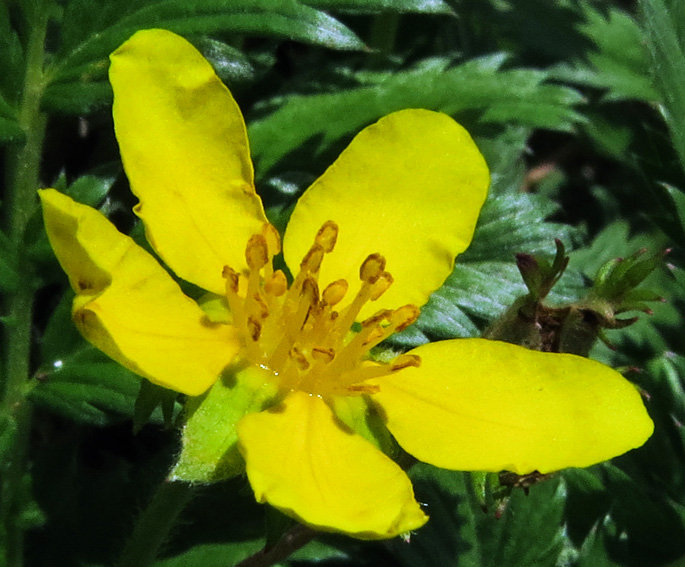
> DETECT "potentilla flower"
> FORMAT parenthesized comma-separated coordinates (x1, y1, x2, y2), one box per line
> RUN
(39, 29, 653, 540)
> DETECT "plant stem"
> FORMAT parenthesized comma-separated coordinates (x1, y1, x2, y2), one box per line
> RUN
(235, 525, 315, 567)
(0, 2, 50, 566)
(115, 481, 194, 567)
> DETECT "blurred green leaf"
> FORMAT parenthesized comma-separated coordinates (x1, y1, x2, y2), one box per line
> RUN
(550, 3, 657, 102)
(389, 464, 569, 567)
(0, 413, 18, 465)
(641, 0, 685, 176)
(0, 114, 24, 144)
(0, 2, 23, 104)
(155, 541, 265, 567)
(0, 228, 19, 293)
(302, 0, 452, 13)
(249, 54, 585, 175)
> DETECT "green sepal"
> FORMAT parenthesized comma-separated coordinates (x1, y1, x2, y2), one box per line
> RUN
(133, 380, 181, 433)
(330, 394, 398, 458)
(169, 362, 279, 483)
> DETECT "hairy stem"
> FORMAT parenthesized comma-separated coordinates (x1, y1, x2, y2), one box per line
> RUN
(0, 2, 50, 566)
(115, 481, 194, 567)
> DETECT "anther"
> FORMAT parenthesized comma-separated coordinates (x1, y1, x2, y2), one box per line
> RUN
(300, 244, 325, 273)
(289, 347, 310, 370)
(392, 305, 421, 332)
(315, 221, 339, 253)
(390, 354, 421, 371)
(360, 254, 386, 284)
(247, 316, 262, 342)
(347, 383, 380, 394)
(252, 292, 269, 319)
(264, 270, 287, 296)
(246, 234, 269, 270)
(222, 265, 239, 293)
(311, 347, 335, 363)
(322, 279, 348, 306)
(261, 223, 282, 256)
(361, 310, 393, 328)
(301, 277, 320, 305)
(369, 271, 394, 301)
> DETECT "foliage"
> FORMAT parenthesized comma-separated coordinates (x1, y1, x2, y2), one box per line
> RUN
(1, 0, 684, 565)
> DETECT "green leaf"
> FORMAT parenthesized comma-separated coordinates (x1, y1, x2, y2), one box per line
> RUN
(154, 541, 265, 567)
(30, 347, 143, 426)
(302, 0, 452, 14)
(46, 0, 366, 115)
(65, 172, 118, 207)
(0, 115, 24, 144)
(640, 0, 685, 176)
(392, 192, 584, 346)
(170, 363, 279, 483)
(388, 464, 569, 567)
(550, 4, 657, 102)
(0, 413, 18, 465)
(249, 54, 584, 175)
(0, 228, 19, 293)
(0, 2, 23, 105)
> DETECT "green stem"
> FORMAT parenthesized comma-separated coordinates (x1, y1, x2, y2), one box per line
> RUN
(0, 2, 50, 566)
(115, 481, 194, 567)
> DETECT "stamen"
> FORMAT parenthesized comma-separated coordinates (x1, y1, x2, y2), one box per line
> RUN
(264, 270, 287, 297)
(300, 244, 325, 274)
(360, 254, 386, 283)
(247, 316, 262, 342)
(224, 221, 422, 398)
(322, 279, 348, 306)
(390, 354, 421, 371)
(289, 347, 310, 370)
(369, 271, 393, 300)
(311, 347, 335, 363)
(315, 221, 339, 253)
(262, 223, 281, 256)
(246, 234, 269, 270)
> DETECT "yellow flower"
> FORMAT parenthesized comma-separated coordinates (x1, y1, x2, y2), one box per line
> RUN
(39, 29, 653, 540)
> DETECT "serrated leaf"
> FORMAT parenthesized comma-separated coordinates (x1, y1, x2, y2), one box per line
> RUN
(391, 193, 584, 346)
(302, 0, 452, 14)
(388, 464, 569, 567)
(550, 4, 657, 102)
(46, 0, 365, 115)
(249, 54, 585, 175)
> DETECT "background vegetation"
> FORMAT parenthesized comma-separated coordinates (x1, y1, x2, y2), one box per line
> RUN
(1, 0, 684, 565)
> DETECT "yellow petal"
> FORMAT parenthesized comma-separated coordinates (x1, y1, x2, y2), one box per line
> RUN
(283, 109, 489, 319)
(39, 189, 240, 396)
(371, 339, 653, 474)
(109, 29, 267, 294)
(237, 391, 427, 539)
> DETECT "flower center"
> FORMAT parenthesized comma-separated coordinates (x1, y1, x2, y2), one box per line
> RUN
(221, 222, 421, 397)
